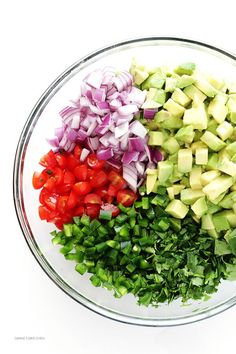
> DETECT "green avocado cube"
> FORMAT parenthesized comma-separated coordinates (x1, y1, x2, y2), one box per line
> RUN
(165, 77, 178, 92)
(200, 131, 226, 152)
(194, 77, 218, 97)
(163, 137, 180, 154)
(174, 62, 196, 76)
(172, 88, 191, 107)
(148, 131, 165, 146)
(213, 214, 231, 232)
(201, 214, 215, 230)
(142, 68, 166, 90)
(189, 166, 202, 190)
(158, 161, 173, 185)
(177, 75, 195, 89)
(180, 188, 205, 205)
(165, 199, 189, 219)
(175, 125, 195, 144)
(191, 197, 208, 217)
(202, 176, 234, 201)
(183, 103, 208, 130)
(195, 147, 208, 165)
(178, 149, 192, 173)
(183, 85, 207, 103)
(163, 99, 185, 118)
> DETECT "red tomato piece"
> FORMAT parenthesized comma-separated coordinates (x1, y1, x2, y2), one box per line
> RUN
(73, 205, 85, 217)
(66, 190, 79, 210)
(63, 171, 75, 185)
(56, 183, 72, 195)
(38, 205, 52, 220)
(73, 145, 82, 160)
(101, 203, 120, 217)
(73, 182, 92, 196)
(108, 170, 127, 190)
(57, 195, 68, 214)
(90, 170, 108, 188)
(87, 168, 95, 180)
(43, 176, 57, 192)
(117, 189, 137, 207)
(107, 184, 118, 197)
(74, 165, 88, 181)
(32, 171, 49, 189)
(55, 153, 67, 169)
(86, 204, 100, 218)
(84, 193, 102, 205)
(87, 153, 105, 169)
(66, 153, 80, 171)
(39, 150, 58, 168)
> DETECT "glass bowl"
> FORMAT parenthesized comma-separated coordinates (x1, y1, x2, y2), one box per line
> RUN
(13, 37, 236, 326)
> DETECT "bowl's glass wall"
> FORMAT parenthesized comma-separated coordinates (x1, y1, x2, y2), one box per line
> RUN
(15, 38, 236, 325)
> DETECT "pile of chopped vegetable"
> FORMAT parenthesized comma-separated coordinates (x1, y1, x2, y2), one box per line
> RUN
(32, 60, 236, 307)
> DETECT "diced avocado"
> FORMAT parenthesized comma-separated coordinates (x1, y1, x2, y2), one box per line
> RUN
(146, 168, 158, 175)
(158, 161, 173, 185)
(163, 137, 180, 154)
(141, 100, 162, 109)
(213, 212, 231, 232)
(154, 89, 167, 105)
(227, 97, 236, 112)
(195, 147, 208, 165)
(208, 229, 220, 239)
(165, 199, 189, 219)
(170, 165, 183, 184)
(180, 188, 205, 205)
(231, 154, 236, 163)
(175, 125, 195, 144)
(183, 85, 206, 103)
(167, 187, 175, 200)
(163, 99, 185, 118)
(227, 229, 236, 256)
(165, 77, 178, 92)
(183, 103, 208, 130)
(233, 203, 236, 214)
(189, 166, 202, 190)
(191, 141, 207, 153)
(209, 192, 227, 205)
(207, 201, 222, 214)
(200, 131, 226, 152)
(146, 174, 158, 195)
(174, 62, 196, 76)
(218, 148, 231, 163)
(218, 160, 236, 177)
(208, 76, 225, 91)
(142, 68, 166, 90)
(172, 184, 185, 195)
(178, 149, 192, 173)
(216, 121, 233, 141)
(228, 82, 236, 94)
(207, 119, 218, 135)
(168, 152, 178, 163)
(226, 142, 236, 156)
(160, 116, 183, 130)
(177, 75, 195, 89)
(214, 239, 231, 254)
(219, 191, 236, 209)
(194, 77, 218, 97)
(134, 69, 149, 85)
(152, 180, 159, 193)
(155, 110, 170, 123)
(172, 88, 191, 107)
(191, 197, 208, 218)
(200, 170, 220, 186)
(228, 112, 236, 124)
(205, 153, 219, 170)
(201, 214, 215, 230)
(180, 176, 190, 188)
(208, 98, 228, 124)
(148, 131, 165, 146)
(202, 176, 234, 201)
(231, 184, 236, 192)
(193, 130, 204, 142)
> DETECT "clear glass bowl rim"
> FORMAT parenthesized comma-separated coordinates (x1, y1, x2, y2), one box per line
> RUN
(13, 36, 236, 327)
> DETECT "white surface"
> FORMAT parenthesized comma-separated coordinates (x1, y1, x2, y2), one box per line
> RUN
(1, 0, 236, 353)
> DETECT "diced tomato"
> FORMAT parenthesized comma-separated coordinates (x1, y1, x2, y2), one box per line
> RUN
(117, 189, 137, 207)
(101, 203, 120, 217)
(87, 168, 95, 180)
(84, 193, 102, 204)
(57, 195, 68, 214)
(86, 204, 100, 218)
(73, 181, 92, 196)
(90, 170, 108, 188)
(39, 150, 58, 168)
(66, 153, 80, 171)
(96, 188, 108, 198)
(43, 176, 57, 192)
(63, 171, 75, 185)
(55, 153, 67, 169)
(73, 205, 85, 217)
(107, 184, 118, 197)
(87, 153, 105, 169)
(108, 170, 127, 190)
(52, 167, 64, 185)
(32, 171, 49, 189)
(40, 189, 58, 211)
(38, 205, 52, 220)
(56, 183, 72, 195)
(74, 165, 88, 181)
(73, 145, 82, 159)
(66, 190, 79, 210)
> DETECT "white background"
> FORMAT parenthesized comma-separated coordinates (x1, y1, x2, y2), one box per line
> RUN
(2, 1, 236, 353)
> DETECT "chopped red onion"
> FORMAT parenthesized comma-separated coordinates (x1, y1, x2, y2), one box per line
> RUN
(129, 137, 146, 152)
(80, 148, 90, 162)
(129, 120, 147, 139)
(122, 151, 139, 164)
(143, 108, 158, 120)
(97, 147, 114, 160)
